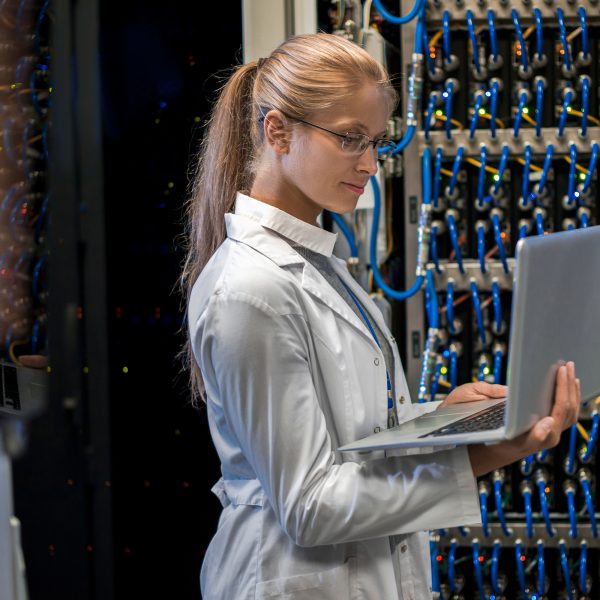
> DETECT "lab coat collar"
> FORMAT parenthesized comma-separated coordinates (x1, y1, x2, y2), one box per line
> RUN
(225, 193, 381, 348)
(231, 193, 337, 257)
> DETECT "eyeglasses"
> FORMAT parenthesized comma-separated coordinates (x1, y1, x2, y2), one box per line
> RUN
(287, 114, 394, 160)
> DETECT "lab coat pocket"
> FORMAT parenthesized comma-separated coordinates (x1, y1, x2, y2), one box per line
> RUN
(255, 557, 356, 599)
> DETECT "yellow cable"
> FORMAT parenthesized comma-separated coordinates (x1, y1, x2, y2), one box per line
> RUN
(562, 155, 589, 174)
(577, 422, 590, 442)
(515, 157, 544, 173)
(437, 378, 452, 389)
(566, 27, 582, 42)
(523, 24, 536, 40)
(468, 108, 506, 129)
(440, 167, 454, 177)
(429, 30, 443, 48)
(9, 340, 29, 365)
(434, 113, 465, 130)
(465, 157, 499, 174)
(567, 109, 600, 127)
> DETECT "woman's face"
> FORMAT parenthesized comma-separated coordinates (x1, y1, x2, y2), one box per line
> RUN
(279, 84, 390, 223)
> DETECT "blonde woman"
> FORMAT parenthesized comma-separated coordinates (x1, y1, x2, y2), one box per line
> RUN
(181, 33, 579, 600)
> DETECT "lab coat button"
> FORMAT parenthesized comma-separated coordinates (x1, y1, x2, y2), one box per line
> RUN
(374, 357, 380, 366)
(399, 396, 405, 404)
(400, 544, 408, 553)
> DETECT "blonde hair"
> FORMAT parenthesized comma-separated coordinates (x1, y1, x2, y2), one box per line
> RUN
(180, 32, 398, 404)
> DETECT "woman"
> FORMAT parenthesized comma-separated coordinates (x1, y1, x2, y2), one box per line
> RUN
(181, 33, 579, 600)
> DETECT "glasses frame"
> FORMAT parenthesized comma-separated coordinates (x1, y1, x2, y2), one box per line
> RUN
(279, 112, 393, 159)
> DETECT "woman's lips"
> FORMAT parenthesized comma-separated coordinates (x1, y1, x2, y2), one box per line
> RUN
(343, 182, 365, 194)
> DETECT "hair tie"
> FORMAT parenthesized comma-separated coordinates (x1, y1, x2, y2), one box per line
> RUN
(256, 57, 267, 70)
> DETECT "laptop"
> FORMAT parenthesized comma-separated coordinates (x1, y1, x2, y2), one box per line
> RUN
(339, 225, 600, 452)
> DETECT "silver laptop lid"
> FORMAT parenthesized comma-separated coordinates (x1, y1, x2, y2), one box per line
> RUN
(505, 225, 600, 438)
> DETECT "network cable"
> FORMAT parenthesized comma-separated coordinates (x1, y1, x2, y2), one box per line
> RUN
(446, 146, 464, 199)
(521, 481, 534, 538)
(556, 7, 573, 75)
(470, 279, 486, 346)
(529, 143, 554, 204)
(515, 540, 529, 599)
(580, 411, 599, 462)
(489, 80, 499, 139)
(513, 90, 528, 139)
(372, 0, 425, 25)
(578, 7, 590, 64)
(557, 89, 573, 138)
(559, 539, 574, 600)
(476, 221, 486, 274)
(449, 346, 457, 390)
(579, 540, 591, 594)
(330, 212, 358, 259)
(469, 93, 484, 139)
(511, 9, 530, 77)
(533, 8, 545, 66)
(537, 539, 545, 597)
(466, 9, 481, 78)
(448, 538, 458, 593)
(580, 75, 590, 137)
(492, 144, 510, 198)
(476, 145, 487, 209)
(491, 210, 509, 274)
(535, 470, 554, 537)
(578, 470, 598, 537)
(487, 10, 500, 69)
(535, 77, 544, 137)
(446, 209, 464, 273)
(430, 536, 440, 595)
(581, 141, 598, 194)
(564, 481, 578, 539)
(432, 146, 443, 209)
(493, 471, 511, 536)
(520, 143, 532, 209)
(567, 143, 578, 207)
(479, 481, 490, 538)
(472, 539, 486, 599)
(565, 422, 578, 475)
(444, 80, 454, 141)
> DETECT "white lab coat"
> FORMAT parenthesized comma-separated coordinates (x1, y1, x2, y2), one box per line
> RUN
(189, 194, 481, 600)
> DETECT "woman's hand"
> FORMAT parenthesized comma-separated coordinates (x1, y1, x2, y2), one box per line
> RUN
(437, 381, 507, 409)
(468, 361, 580, 477)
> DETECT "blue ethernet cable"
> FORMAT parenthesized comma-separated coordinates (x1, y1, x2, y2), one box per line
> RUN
(579, 540, 590, 594)
(580, 210, 589, 228)
(477, 222, 486, 274)
(535, 78, 544, 137)
(565, 483, 578, 539)
(493, 144, 510, 197)
(518, 222, 528, 241)
(449, 347, 457, 390)
(390, 126, 415, 154)
(521, 454, 535, 476)
(466, 9, 481, 76)
(469, 93, 484, 139)
(432, 146, 443, 209)
(493, 474, 511, 536)
(471, 279, 486, 346)
(579, 472, 598, 537)
(32, 254, 47, 300)
(521, 143, 532, 208)
(557, 8, 572, 73)
(446, 211, 464, 273)
(487, 10, 498, 65)
(477, 145, 487, 208)
(370, 147, 432, 299)
(511, 9, 529, 74)
(447, 146, 464, 198)
(430, 224, 440, 273)
(522, 482, 534, 538)
(478, 359, 488, 382)
(558, 90, 573, 138)
(536, 475, 554, 537)
(479, 482, 490, 537)
(559, 540, 573, 600)
(581, 411, 599, 462)
(535, 210, 545, 236)
(578, 7, 589, 61)
(529, 143, 554, 204)
(372, 0, 425, 25)
(566, 423, 578, 475)
(430, 537, 440, 595)
(490, 81, 499, 139)
(491, 280, 502, 333)
(430, 361, 442, 402)
(448, 538, 458, 593)
(568, 143, 578, 206)
(330, 213, 358, 258)
(491, 540, 501, 595)
(426, 268, 439, 329)
(513, 90, 528, 138)
(458, 526, 469, 538)
(446, 280, 455, 335)
(424, 93, 437, 141)
(534, 8, 544, 63)
(580, 75, 590, 137)
(472, 539, 486, 599)
(491, 212, 509, 273)
(444, 80, 454, 141)
(537, 449, 550, 462)
(537, 539, 545, 597)
(515, 540, 529, 599)
(581, 142, 599, 194)
(493, 349, 502, 384)
(442, 11, 451, 65)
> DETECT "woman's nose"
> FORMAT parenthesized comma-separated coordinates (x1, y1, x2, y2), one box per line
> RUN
(356, 147, 379, 176)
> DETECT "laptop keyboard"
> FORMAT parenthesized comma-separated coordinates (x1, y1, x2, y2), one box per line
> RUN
(419, 401, 506, 438)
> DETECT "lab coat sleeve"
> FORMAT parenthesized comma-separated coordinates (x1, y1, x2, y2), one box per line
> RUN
(196, 292, 480, 547)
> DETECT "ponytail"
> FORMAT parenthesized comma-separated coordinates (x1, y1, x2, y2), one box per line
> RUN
(179, 61, 260, 404)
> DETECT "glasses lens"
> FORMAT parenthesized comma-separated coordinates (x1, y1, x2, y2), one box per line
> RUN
(341, 133, 369, 154)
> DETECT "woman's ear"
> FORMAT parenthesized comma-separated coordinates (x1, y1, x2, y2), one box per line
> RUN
(263, 109, 291, 154)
